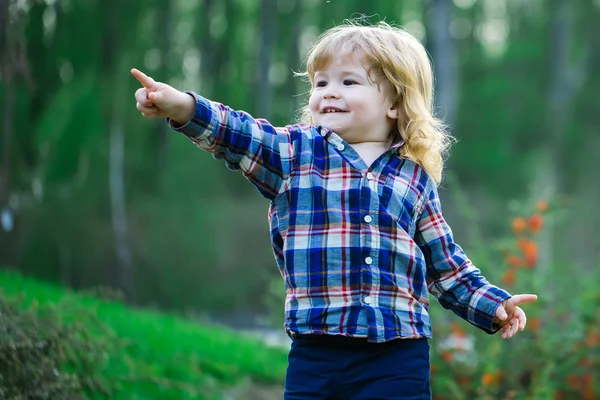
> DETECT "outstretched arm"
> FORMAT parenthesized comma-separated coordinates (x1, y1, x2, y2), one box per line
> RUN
(130, 68, 297, 200)
(415, 183, 537, 337)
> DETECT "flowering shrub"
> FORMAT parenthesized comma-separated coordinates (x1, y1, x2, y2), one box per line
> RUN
(429, 199, 599, 399)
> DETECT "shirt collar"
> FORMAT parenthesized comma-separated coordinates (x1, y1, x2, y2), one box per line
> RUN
(316, 125, 333, 138)
(315, 125, 405, 153)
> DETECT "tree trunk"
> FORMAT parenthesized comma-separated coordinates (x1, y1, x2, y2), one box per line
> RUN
(200, 0, 215, 97)
(154, 0, 173, 178)
(426, 0, 456, 124)
(282, 0, 301, 120)
(0, 0, 14, 235)
(567, 3, 599, 273)
(109, 119, 134, 300)
(532, 0, 574, 276)
(255, 0, 276, 118)
(0, 0, 6, 58)
(0, 55, 13, 213)
(102, 0, 134, 300)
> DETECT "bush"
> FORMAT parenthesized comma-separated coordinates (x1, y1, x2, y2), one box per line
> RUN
(0, 274, 288, 399)
(427, 198, 600, 399)
(0, 290, 118, 399)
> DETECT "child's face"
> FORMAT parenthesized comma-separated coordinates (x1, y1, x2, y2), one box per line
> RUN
(308, 52, 399, 144)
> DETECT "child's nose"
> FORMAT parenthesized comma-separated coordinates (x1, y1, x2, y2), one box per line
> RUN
(323, 91, 340, 99)
(322, 84, 341, 99)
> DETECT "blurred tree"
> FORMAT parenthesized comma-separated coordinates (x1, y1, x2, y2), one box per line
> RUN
(1, 0, 599, 322)
(102, 0, 134, 300)
(255, 0, 277, 118)
(0, 0, 14, 226)
(154, 0, 175, 175)
(426, 0, 456, 124)
(533, 0, 576, 274)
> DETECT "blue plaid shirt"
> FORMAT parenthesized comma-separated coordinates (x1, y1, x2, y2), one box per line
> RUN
(169, 92, 512, 342)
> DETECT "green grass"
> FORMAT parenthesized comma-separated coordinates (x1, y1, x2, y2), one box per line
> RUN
(0, 271, 288, 399)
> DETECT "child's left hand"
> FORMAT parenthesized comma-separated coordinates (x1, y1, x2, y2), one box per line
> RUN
(494, 294, 538, 339)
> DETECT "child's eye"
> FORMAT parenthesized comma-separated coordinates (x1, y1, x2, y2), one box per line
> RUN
(343, 79, 357, 86)
(315, 81, 327, 87)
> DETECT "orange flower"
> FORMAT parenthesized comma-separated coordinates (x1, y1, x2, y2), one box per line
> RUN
(579, 356, 592, 367)
(525, 252, 537, 269)
(529, 214, 544, 234)
(430, 364, 438, 375)
(482, 372, 499, 385)
(536, 200, 549, 212)
(506, 254, 524, 268)
(457, 375, 470, 388)
(440, 350, 453, 363)
(518, 238, 538, 260)
(450, 321, 467, 338)
(528, 316, 541, 332)
(553, 390, 565, 400)
(566, 375, 582, 390)
(512, 217, 527, 234)
(582, 374, 595, 400)
(586, 330, 599, 347)
(502, 269, 516, 285)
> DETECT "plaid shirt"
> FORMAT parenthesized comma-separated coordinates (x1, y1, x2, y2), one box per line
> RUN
(170, 92, 512, 343)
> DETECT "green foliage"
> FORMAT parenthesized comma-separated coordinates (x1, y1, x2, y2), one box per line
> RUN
(424, 196, 600, 399)
(0, 291, 115, 399)
(0, 271, 288, 399)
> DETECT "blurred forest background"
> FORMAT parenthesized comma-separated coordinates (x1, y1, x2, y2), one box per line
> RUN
(1, 0, 599, 330)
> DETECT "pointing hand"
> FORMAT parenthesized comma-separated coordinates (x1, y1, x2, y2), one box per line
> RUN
(131, 68, 195, 125)
(494, 294, 538, 339)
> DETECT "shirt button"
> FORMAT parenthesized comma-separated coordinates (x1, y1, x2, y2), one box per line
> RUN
(364, 296, 373, 304)
(366, 172, 374, 180)
(364, 215, 372, 223)
(365, 256, 373, 265)
(336, 144, 344, 151)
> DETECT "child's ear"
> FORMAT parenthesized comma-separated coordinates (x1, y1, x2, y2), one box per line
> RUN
(386, 102, 400, 120)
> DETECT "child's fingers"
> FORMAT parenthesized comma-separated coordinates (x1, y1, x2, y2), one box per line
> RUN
(501, 318, 519, 339)
(136, 102, 159, 117)
(508, 294, 538, 309)
(134, 88, 153, 106)
(509, 319, 519, 338)
(501, 322, 510, 339)
(517, 308, 527, 331)
(507, 318, 519, 339)
(495, 303, 508, 321)
(131, 68, 156, 90)
(148, 91, 162, 104)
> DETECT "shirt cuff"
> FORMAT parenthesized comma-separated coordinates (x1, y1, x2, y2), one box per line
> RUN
(166, 91, 214, 139)
(468, 284, 512, 334)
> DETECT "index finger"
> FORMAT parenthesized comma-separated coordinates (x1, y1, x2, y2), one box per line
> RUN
(510, 294, 538, 306)
(131, 68, 155, 90)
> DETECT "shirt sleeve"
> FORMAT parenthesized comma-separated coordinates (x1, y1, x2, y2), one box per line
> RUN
(168, 92, 297, 200)
(414, 183, 512, 334)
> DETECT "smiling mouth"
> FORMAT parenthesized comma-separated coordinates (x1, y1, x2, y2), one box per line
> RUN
(321, 107, 348, 113)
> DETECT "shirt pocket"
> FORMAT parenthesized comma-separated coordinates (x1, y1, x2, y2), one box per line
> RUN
(382, 173, 425, 236)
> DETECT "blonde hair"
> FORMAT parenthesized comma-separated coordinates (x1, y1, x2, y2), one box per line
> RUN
(298, 20, 454, 184)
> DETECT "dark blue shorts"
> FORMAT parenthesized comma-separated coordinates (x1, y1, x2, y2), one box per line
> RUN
(284, 335, 431, 400)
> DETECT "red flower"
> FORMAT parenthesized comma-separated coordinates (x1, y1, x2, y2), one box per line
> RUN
(529, 214, 544, 234)
(506, 254, 524, 268)
(502, 269, 516, 285)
